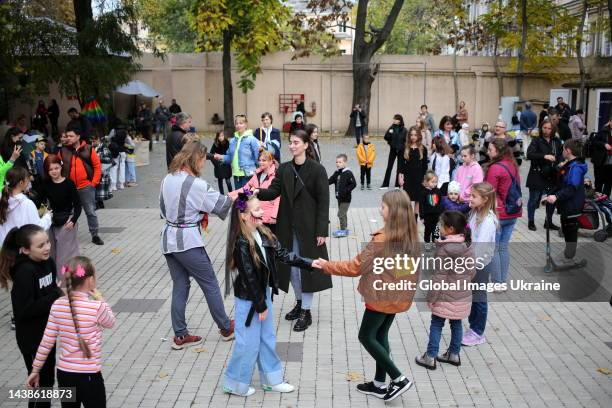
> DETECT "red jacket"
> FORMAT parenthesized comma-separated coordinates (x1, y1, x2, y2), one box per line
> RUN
(485, 158, 522, 219)
(60, 141, 102, 189)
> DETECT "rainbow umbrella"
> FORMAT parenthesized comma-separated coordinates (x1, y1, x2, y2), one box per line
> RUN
(81, 98, 106, 123)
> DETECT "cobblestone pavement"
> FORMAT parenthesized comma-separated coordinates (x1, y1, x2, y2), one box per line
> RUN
(0, 137, 610, 407)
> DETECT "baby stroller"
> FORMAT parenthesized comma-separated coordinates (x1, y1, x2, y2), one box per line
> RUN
(577, 199, 610, 242)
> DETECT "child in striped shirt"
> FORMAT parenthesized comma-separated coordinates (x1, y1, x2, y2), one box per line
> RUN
(27, 256, 116, 407)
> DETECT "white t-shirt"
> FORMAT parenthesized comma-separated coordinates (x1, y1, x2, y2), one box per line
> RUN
(0, 193, 52, 246)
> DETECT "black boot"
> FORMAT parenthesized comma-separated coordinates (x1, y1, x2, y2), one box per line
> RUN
(284, 300, 302, 321)
(528, 220, 536, 231)
(293, 309, 312, 332)
(544, 221, 560, 231)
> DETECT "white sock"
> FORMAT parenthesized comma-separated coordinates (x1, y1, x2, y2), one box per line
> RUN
(392, 375, 406, 383)
(373, 380, 386, 389)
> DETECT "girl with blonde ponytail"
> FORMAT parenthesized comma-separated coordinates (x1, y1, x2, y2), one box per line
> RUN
(27, 256, 116, 407)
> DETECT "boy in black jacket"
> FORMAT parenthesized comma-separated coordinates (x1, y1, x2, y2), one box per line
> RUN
(329, 154, 357, 237)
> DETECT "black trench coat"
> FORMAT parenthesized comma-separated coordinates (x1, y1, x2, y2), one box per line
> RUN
(258, 158, 332, 293)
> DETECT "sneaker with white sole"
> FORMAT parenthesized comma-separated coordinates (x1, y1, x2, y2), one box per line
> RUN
(383, 377, 413, 402)
(462, 330, 486, 346)
(262, 382, 295, 393)
(223, 386, 255, 397)
(356, 381, 386, 399)
(171, 334, 202, 350)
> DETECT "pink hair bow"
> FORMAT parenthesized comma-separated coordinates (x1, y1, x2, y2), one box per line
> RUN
(60, 266, 68, 276)
(75, 265, 86, 278)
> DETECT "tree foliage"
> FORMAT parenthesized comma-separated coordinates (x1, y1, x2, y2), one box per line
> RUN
(133, 0, 198, 52)
(192, 0, 291, 92)
(1, 0, 142, 111)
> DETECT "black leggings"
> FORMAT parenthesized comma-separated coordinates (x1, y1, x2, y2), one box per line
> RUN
(358, 309, 401, 382)
(217, 178, 232, 194)
(57, 370, 106, 408)
(22, 348, 56, 408)
(423, 214, 440, 243)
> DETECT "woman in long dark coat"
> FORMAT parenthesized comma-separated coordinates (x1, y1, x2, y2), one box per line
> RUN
(257, 129, 331, 332)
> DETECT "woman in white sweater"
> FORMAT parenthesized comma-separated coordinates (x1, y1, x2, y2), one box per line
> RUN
(0, 167, 52, 246)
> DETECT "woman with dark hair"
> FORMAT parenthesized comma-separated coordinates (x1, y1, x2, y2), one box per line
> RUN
(209, 130, 233, 194)
(484, 138, 522, 285)
(257, 129, 331, 332)
(48, 99, 60, 136)
(289, 114, 305, 134)
(434, 116, 460, 149)
(430, 136, 455, 195)
(39, 154, 81, 267)
(397, 126, 428, 217)
(33, 100, 49, 136)
(1, 128, 29, 169)
(305, 124, 322, 162)
(526, 119, 563, 231)
(381, 114, 407, 189)
(161, 141, 235, 349)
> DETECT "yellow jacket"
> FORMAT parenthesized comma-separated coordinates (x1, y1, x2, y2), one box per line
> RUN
(356, 142, 376, 168)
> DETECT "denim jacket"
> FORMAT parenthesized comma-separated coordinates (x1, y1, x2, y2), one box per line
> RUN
(222, 130, 260, 177)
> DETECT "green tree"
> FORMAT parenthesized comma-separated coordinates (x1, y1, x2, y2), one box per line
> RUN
(1, 0, 142, 119)
(134, 0, 198, 52)
(192, 0, 291, 136)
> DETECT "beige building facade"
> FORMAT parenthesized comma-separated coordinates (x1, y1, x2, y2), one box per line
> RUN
(11, 52, 581, 135)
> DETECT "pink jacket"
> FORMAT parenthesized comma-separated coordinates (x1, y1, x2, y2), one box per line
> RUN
(485, 159, 522, 219)
(455, 161, 483, 202)
(427, 235, 476, 320)
(244, 166, 280, 224)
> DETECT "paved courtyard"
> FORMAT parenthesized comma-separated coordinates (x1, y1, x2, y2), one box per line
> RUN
(0, 137, 610, 407)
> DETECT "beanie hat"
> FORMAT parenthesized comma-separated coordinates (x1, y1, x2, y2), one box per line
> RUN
(447, 180, 461, 194)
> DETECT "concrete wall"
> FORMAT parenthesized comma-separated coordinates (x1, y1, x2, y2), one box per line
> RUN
(9, 52, 580, 135)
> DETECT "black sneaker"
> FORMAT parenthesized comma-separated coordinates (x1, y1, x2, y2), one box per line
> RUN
(356, 381, 386, 399)
(92, 235, 104, 245)
(361, 185, 365, 190)
(383, 377, 413, 402)
(11, 316, 15, 331)
(528, 221, 536, 231)
(284, 300, 302, 321)
(293, 309, 312, 332)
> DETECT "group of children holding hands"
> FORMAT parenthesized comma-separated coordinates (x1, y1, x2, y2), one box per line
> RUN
(5, 123, 589, 406)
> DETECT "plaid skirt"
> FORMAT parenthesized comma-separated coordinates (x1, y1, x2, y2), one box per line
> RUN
(96, 172, 112, 201)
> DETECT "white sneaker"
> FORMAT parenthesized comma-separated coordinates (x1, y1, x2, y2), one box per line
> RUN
(262, 382, 295, 393)
(223, 386, 255, 397)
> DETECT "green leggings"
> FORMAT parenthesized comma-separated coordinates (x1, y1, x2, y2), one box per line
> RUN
(358, 309, 401, 382)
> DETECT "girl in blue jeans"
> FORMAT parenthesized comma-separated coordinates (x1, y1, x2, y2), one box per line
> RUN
(223, 191, 322, 397)
(463, 182, 498, 347)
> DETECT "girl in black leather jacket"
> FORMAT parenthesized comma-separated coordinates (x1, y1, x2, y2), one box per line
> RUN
(222, 190, 322, 397)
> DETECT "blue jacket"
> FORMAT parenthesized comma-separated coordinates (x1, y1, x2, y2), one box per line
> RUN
(222, 131, 260, 177)
(520, 108, 537, 131)
(441, 196, 469, 213)
(554, 158, 588, 217)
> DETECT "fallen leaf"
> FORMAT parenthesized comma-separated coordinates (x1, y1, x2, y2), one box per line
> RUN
(193, 347, 207, 353)
(537, 314, 551, 321)
(158, 372, 168, 379)
(110, 248, 121, 254)
(596, 368, 611, 375)
(345, 372, 362, 382)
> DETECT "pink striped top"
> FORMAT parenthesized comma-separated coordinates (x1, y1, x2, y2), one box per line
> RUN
(33, 291, 116, 374)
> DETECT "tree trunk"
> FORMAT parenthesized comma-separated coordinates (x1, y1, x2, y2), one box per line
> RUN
(73, 0, 94, 55)
(577, 0, 588, 111)
(453, 40, 459, 111)
(608, 0, 612, 42)
(222, 29, 235, 137)
(345, 0, 405, 136)
(493, 37, 504, 98)
(516, 0, 528, 98)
